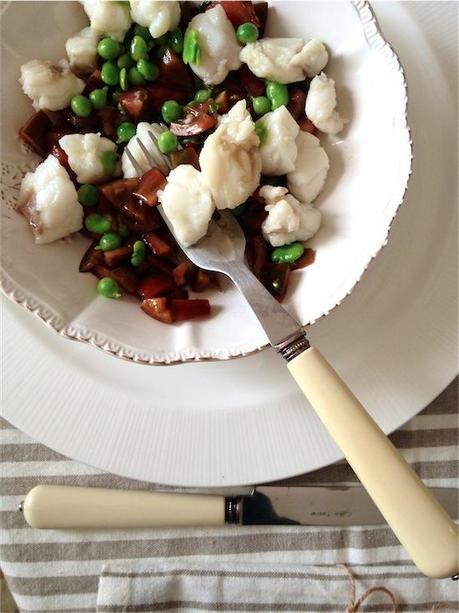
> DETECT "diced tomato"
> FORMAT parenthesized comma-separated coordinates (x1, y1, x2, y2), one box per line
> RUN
(291, 248, 316, 270)
(118, 88, 151, 121)
(58, 107, 99, 133)
(173, 262, 192, 287)
(145, 83, 190, 113)
(103, 245, 133, 268)
(170, 287, 189, 300)
(139, 274, 175, 299)
(143, 231, 173, 257)
(214, 91, 229, 114)
(82, 69, 102, 96)
(45, 129, 70, 153)
(18, 111, 53, 156)
(79, 240, 104, 272)
(217, 1, 260, 27)
(98, 106, 121, 141)
(158, 49, 193, 95)
(99, 178, 139, 207)
(170, 145, 200, 170)
(170, 106, 217, 136)
(119, 212, 163, 235)
(50, 144, 76, 180)
(134, 168, 167, 207)
(171, 299, 211, 321)
(141, 298, 174, 323)
(254, 2, 268, 36)
(94, 264, 140, 294)
(247, 234, 267, 279)
(287, 87, 306, 120)
(239, 198, 268, 233)
(298, 116, 317, 135)
(239, 65, 265, 97)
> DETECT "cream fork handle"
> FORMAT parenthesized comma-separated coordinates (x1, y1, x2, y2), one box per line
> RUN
(288, 346, 459, 579)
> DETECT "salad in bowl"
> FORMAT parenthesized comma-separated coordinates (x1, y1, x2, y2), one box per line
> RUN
(16, 0, 344, 326)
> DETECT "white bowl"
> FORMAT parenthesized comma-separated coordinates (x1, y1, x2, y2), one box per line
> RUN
(0, 0, 411, 365)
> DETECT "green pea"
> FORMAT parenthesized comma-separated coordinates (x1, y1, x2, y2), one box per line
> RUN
(85, 213, 112, 234)
(127, 66, 145, 86)
(97, 277, 121, 299)
(117, 53, 135, 69)
(101, 61, 120, 86)
(116, 121, 136, 144)
(161, 100, 183, 123)
(255, 119, 267, 144)
(266, 81, 289, 110)
(133, 24, 153, 42)
(97, 232, 122, 252)
(233, 203, 246, 217)
(236, 22, 259, 44)
(137, 58, 159, 81)
(89, 88, 108, 110)
(157, 130, 178, 154)
(183, 29, 201, 65)
(101, 150, 118, 175)
(119, 67, 129, 91)
(252, 95, 271, 116)
(130, 35, 148, 61)
(194, 88, 211, 103)
(77, 184, 99, 208)
(170, 27, 183, 54)
(271, 242, 305, 264)
(118, 222, 129, 238)
(97, 37, 122, 60)
(70, 95, 92, 118)
(131, 240, 146, 267)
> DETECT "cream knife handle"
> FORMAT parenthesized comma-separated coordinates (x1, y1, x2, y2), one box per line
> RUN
(288, 346, 459, 579)
(22, 485, 226, 529)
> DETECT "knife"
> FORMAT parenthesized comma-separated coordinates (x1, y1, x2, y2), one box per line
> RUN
(20, 484, 459, 528)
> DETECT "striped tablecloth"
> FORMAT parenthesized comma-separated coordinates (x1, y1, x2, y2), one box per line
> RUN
(0, 379, 457, 613)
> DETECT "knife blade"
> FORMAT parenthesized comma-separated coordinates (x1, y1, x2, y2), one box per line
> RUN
(20, 484, 458, 529)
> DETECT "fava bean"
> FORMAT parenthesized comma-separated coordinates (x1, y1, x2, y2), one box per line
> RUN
(266, 81, 289, 110)
(271, 242, 305, 264)
(84, 213, 112, 234)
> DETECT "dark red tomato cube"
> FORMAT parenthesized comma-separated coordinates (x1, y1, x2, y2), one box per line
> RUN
(103, 245, 133, 268)
(173, 262, 192, 287)
(239, 65, 265, 97)
(99, 178, 140, 207)
(141, 298, 174, 324)
(169, 106, 217, 136)
(254, 2, 268, 36)
(50, 144, 76, 180)
(287, 87, 307, 120)
(82, 69, 102, 96)
(214, 91, 229, 114)
(145, 83, 190, 113)
(291, 248, 316, 270)
(171, 299, 211, 321)
(134, 168, 167, 207)
(158, 49, 193, 95)
(170, 145, 201, 170)
(118, 89, 151, 121)
(138, 274, 175, 300)
(218, 1, 260, 27)
(98, 106, 121, 141)
(143, 231, 173, 257)
(18, 110, 53, 156)
(298, 116, 317, 135)
(79, 240, 104, 272)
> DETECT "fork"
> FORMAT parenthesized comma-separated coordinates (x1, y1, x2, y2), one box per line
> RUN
(125, 139, 458, 579)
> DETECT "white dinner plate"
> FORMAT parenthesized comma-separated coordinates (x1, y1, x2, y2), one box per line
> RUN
(1, 1, 457, 486)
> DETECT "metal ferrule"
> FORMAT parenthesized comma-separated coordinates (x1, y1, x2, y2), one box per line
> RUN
(275, 329, 310, 362)
(225, 497, 243, 524)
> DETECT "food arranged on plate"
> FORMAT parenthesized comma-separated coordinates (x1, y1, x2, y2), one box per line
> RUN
(17, 0, 344, 325)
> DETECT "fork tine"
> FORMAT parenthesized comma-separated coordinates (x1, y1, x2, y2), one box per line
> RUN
(125, 146, 144, 176)
(136, 137, 157, 167)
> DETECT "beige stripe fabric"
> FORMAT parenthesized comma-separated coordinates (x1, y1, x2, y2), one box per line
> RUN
(0, 379, 457, 613)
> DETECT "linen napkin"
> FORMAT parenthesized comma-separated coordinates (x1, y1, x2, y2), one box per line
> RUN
(0, 379, 457, 613)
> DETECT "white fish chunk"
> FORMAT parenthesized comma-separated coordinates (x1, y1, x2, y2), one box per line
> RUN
(259, 106, 299, 176)
(18, 155, 83, 244)
(305, 72, 345, 135)
(65, 27, 100, 74)
(199, 100, 261, 210)
(260, 185, 321, 247)
(122, 122, 170, 178)
(287, 131, 329, 203)
(19, 59, 84, 111)
(82, 0, 132, 41)
(289, 39, 328, 78)
(186, 5, 242, 85)
(159, 165, 214, 247)
(59, 133, 119, 184)
(130, 0, 180, 38)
